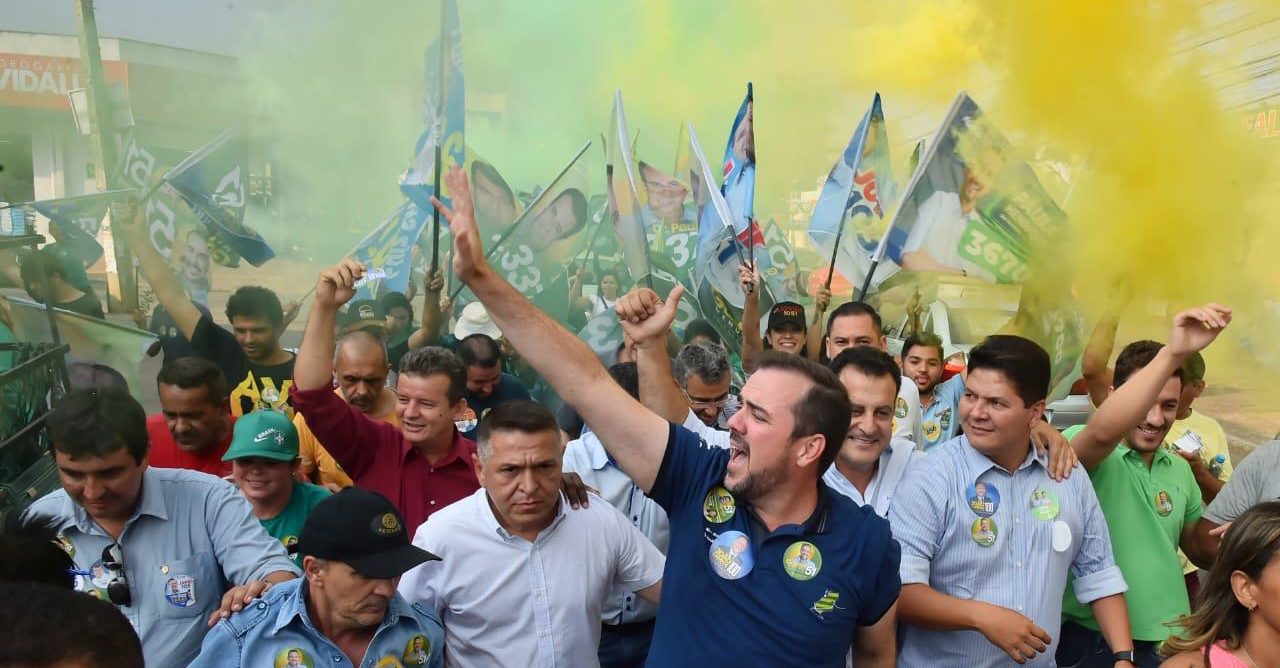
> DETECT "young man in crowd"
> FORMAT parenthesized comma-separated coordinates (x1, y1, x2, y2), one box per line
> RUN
(399, 401, 665, 668)
(25, 388, 298, 667)
(1061, 305, 1230, 667)
(890, 335, 1134, 667)
(430, 165, 900, 666)
(146, 356, 236, 476)
(454, 332, 532, 439)
(191, 489, 444, 668)
(11, 247, 103, 318)
(294, 329, 398, 490)
(901, 332, 966, 451)
(224, 410, 330, 563)
(120, 204, 296, 416)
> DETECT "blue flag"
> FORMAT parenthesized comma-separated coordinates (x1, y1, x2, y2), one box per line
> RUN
(26, 189, 133, 265)
(689, 122, 745, 308)
(349, 201, 431, 301)
(808, 93, 900, 293)
(402, 0, 465, 212)
(164, 128, 275, 267)
(720, 83, 756, 238)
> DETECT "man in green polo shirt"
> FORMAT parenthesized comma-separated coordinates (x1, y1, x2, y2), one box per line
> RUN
(1059, 304, 1230, 667)
(224, 411, 330, 563)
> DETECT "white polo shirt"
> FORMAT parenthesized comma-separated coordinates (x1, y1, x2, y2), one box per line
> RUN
(397, 489, 665, 668)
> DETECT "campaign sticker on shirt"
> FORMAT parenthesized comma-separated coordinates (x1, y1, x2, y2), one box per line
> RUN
(88, 560, 113, 589)
(376, 658, 404, 668)
(1030, 488, 1060, 521)
(966, 480, 1000, 517)
(894, 397, 909, 419)
(164, 575, 196, 608)
(939, 408, 952, 433)
(1051, 520, 1073, 553)
(702, 486, 737, 524)
(709, 530, 753, 580)
(1154, 490, 1174, 517)
(782, 541, 823, 581)
(55, 534, 75, 558)
(454, 406, 478, 433)
(402, 633, 431, 665)
(923, 420, 941, 442)
(274, 647, 315, 667)
(971, 517, 998, 548)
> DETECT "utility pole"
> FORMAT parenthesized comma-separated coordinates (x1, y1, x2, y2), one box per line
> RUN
(73, 0, 136, 313)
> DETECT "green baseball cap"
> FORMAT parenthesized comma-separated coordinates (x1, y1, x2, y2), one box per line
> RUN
(222, 410, 299, 462)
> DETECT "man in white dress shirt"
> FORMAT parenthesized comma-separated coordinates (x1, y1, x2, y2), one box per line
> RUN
(398, 400, 665, 668)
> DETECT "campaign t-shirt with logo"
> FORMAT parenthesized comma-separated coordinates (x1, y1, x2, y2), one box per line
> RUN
(148, 303, 213, 362)
(190, 314, 295, 417)
(258, 482, 331, 564)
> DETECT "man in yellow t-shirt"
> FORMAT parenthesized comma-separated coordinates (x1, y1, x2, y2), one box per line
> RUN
(1165, 352, 1233, 592)
(294, 331, 400, 490)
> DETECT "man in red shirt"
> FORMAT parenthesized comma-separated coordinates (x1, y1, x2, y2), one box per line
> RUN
(146, 357, 236, 477)
(292, 264, 480, 530)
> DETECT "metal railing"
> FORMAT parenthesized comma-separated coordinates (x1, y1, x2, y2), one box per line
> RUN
(0, 343, 70, 526)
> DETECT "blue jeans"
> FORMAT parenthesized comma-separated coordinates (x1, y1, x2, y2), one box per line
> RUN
(598, 619, 655, 668)
(1055, 621, 1162, 668)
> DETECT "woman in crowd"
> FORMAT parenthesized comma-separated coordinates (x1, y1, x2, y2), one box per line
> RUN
(1161, 501, 1280, 667)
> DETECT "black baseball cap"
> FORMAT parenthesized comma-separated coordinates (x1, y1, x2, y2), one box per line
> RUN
(296, 488, 439, 579)
(337, 299, 386, 334)
(768, 301, 806, 330)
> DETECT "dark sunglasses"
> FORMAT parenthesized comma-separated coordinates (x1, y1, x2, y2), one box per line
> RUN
(100, 543, 132, 606)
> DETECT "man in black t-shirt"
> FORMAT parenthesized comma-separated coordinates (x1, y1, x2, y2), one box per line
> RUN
(15, 248, 104, 319)
(118, 205, 296, 417)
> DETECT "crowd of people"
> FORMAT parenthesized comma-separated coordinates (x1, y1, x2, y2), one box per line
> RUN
(1, 169, 1279, 668)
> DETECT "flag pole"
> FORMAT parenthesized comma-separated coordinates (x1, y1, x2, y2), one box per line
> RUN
(447, 140, 592, 300)
(428, 0, 447, 276)
(815, 207, 850, 324)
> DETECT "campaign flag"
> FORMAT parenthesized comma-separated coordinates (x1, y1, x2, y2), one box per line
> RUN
(163, 128, 275, 267)
(607, 91, 652, 285)
(720, 83, 756, 237)
(881, 92, 1067, 285)
(402, 0, 465, 213)
(116, 132, 198, 261)
(348, 201, 431, 301)
(6, 296, 158, 403)
(689, 122, 745, 307)
(807, 94, 900, 293)
(26, 189, 134, 266)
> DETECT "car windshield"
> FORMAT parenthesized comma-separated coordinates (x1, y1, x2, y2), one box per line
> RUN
(948, 308, 1014, 346)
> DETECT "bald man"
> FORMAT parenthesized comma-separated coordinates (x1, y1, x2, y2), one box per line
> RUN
(294, 331, 399, 489)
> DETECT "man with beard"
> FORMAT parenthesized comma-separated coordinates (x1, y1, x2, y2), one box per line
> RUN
(890, 335, 1134, 667)
(1058, 305, 1231, 667)
(294, 330, 398, 489)
(901, 332, 966, 451)
(146, 357, 236, 477)
(430, 165, 900, 667)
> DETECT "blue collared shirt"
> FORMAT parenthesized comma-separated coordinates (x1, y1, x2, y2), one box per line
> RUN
(644, 423, 901, 667)
(920, 375, 964, 451)
(25, 467, 300, 668)
(190, 577, 444, 668)
(889, 436, 1127, 667)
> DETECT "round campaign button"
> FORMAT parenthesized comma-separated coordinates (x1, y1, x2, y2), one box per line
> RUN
(1030, 488, 1060, 521)
(1154, 490, 1174, 517)
(274, 647, 315, 668)
(702, 486, 737, 524)
(966, 480, 1000, 517)
(971, 517, 998, 548)
(401, 633, 431, 666)
(164, 575, 196, 608)
(782, 541, 823, 581)
(923, 420, 941, 443)
(708, 530, 753, 580)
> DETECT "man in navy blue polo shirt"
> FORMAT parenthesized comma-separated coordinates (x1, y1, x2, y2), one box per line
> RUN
(433, 165, 901, 667)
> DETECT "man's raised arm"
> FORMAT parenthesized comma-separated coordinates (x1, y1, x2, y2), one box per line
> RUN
(615, 288, 693, 424)
(434, 166, 670, 492)
(1070, 304, 1231, 470)
(294, 260, 364, 392)
(113, 201, 203, 341)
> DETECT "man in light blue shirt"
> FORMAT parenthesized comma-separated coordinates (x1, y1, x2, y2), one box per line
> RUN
(889, 335, 1135, 667)
(191, 488, 445, 668)
(822, 347, 926, 518)
(25, 388, 299, 668)
(901, 332, 966, 451)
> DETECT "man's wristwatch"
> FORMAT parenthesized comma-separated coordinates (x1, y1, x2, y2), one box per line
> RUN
(1113, 650, 1136, 664)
